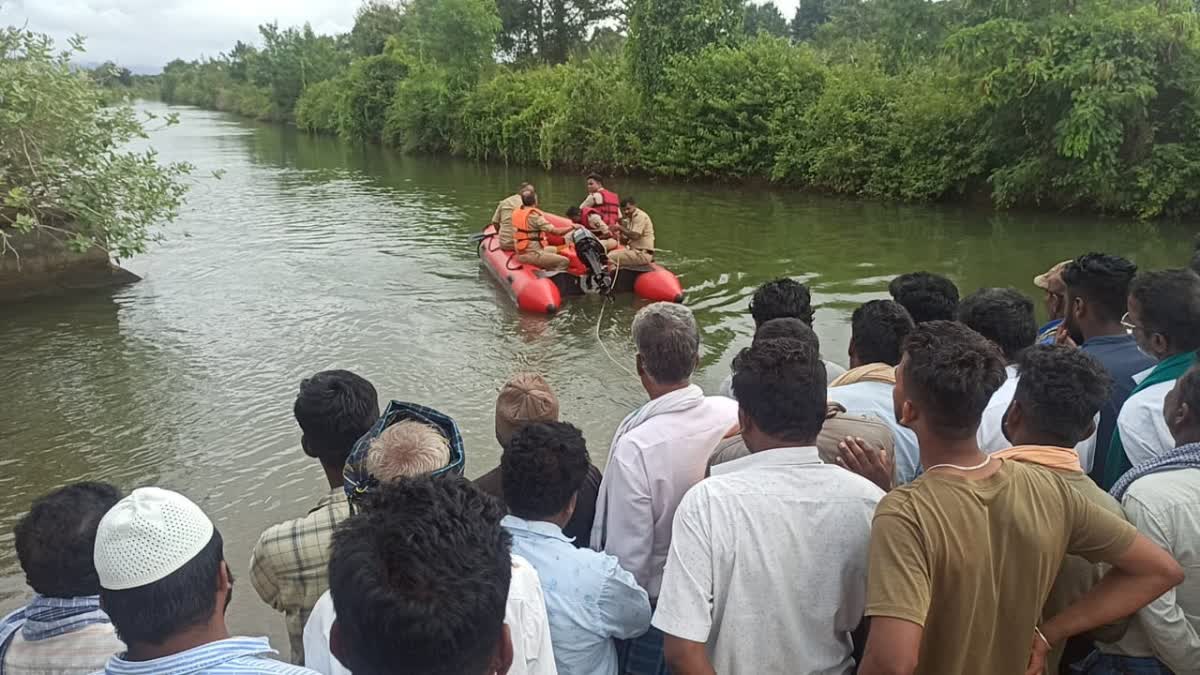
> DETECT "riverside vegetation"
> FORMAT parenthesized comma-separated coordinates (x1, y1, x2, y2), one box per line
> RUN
(156, 0, 1200, 218)
(1, 28, 193, 261)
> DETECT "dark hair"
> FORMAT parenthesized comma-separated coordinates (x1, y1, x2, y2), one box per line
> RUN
(732, 338, 827, 444)
(521, 192, 537, 207)
(15, 482, 121, 597)
(753, 317, 819, 349)
(565, 206, 582, 219)
(501, 422, 590, 520)
(1015, 345, 1113, 446)
(1130, 268, 1200, 353)
(102, 530, 224, 645)
(295, 370, 380, 469)
(1060, 253, 1139, 321)
(900, 321, 1008, 439)
(620, 196, 637, 208)
(957, 288, 1037, 362)
(1191, 236, 1200, 276)
(749, 278, 815, 327)
(586, 173, 604, 184)
(888, 272, 960, 324)
(850, 300, 915, 366)
(329, 476, 511, 675)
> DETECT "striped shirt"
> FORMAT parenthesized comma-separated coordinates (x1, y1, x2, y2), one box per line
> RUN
(100, 636, 318, 674)
(249, 489, 350, 664)
(0, 594, 123, 675)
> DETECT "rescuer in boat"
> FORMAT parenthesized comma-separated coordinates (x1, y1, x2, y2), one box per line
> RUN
(489, 181, 533, 251)
(566, 207, 618, 252)
(511, 191, 577, 272)
(607, 196, 655, 267)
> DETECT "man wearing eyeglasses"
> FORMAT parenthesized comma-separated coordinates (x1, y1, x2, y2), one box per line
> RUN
(1103, 268, 1200, 489)
(1034, 260, 1071, 345)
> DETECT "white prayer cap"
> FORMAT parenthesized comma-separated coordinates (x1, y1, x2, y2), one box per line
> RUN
(93, 487, 215, 591)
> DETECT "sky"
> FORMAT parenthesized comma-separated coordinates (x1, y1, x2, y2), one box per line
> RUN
(3, 0, 799, 71)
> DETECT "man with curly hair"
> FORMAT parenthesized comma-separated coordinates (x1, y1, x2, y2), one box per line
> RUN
(0, 482, 125, 675)
(857, 322, 1182, 675)
(888, 272, 960, 324)
(327, 476, 517, 675)
(502, 422, 651, 675)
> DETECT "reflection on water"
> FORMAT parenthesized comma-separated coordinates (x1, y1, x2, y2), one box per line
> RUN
(0, 102, 1192, 654)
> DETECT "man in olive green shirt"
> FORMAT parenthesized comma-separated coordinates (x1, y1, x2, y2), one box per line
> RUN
(608, 197, 655, 267)
(490, 181, 533, 251)
(857, 321, 1183, 675)
(992, 344, 1130, 673)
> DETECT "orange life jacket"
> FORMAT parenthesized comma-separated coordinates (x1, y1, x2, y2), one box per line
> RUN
(593, 189, 620, 226)
(512, 206, 545, 253)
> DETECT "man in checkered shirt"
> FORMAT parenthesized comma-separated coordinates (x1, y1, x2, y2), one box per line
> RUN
(248, 370, 379, 665)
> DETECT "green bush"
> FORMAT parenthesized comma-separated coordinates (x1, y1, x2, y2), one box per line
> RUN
(384, 67, 463, 153)
(648, 37, 825, 177)
(338, 53, 409, 141)
(779, 63, 983, 200)
(295, 78, 344, 133)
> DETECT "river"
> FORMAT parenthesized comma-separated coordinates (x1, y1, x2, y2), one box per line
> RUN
(0, 102, 1192, 655)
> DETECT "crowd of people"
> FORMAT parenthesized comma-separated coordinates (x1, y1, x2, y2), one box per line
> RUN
(2, 250, 1199, 675)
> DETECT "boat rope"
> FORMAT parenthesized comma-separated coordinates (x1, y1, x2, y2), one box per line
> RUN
(595, 256, 637, 379)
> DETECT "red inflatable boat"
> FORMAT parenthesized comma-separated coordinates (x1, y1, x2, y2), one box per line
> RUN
(476, 213, 684, 314)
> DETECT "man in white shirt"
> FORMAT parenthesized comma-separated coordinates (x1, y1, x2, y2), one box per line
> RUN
(322, 476, 549, 675)
(655, 336, 884, 674)
(1106, 268, 1200, 488)
(305, 417, 558, 675)
(828, 299, 920, 484)
(591, 302, 737, 673)
(960, 288, 1100, 469)
(1091, 364, 1200, 674)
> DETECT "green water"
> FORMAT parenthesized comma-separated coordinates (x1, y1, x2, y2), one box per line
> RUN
(0, 102, 1192, 655)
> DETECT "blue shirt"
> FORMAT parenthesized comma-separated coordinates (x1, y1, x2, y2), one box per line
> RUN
(503, 515, 651, 675)
(101, 636, 319, 675)
(828, 381, 922, 485)
(1082, 334, 1156, 483)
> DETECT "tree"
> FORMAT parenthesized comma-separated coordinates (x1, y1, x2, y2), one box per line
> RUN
(790, 0, 831, 41)
(744, 2, 789, 38)
(349, 1, 408, 56)
(251, 22, 349, 116)
(627, 0, 744, 94)
(398, 0, 501, 75)
(495, 0, 620, 64)
(1, 28, 193, 259)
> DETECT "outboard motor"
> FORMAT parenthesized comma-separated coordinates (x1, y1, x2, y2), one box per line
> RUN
(570, 227, 613, 295)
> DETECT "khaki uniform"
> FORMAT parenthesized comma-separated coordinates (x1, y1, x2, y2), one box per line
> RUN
(492, 194, 523, 250)
(609, 208, 655, 267)
(516, 211, 569, 272)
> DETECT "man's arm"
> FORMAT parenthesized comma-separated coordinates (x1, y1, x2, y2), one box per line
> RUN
(599, 558, 652, 639)
(489, 200, 505, 227)
(858, 510, 930, 675)
(595, 445, 656, 592)
(859, 617, 922, 675)
(248, 531, 283, 609)
(1026, 492, 1183, 674)
(664, 636, 716, 675)
(1110, 494, 1196, 673)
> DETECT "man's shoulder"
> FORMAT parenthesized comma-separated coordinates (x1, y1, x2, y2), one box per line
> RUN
(619, 397, 737, 447)
(1126, 468, 1200, 511)
(253, 496, 348, 558)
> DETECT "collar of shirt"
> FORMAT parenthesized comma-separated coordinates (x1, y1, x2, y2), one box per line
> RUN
(501, 515, 573, 543)
(1132, 363, 1156, 385)
(1082, 333, 1135, 349)
(104, 636, 280, 675)
(710, 446, 822, 477)
(309, 487, 346, 515)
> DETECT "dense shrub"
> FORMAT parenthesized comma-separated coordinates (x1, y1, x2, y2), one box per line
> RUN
(647, 37, 825, 177)
(295, 78, 344, 133)
(339, 54, 409, 141)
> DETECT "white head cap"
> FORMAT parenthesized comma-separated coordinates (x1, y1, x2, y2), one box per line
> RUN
(93, 487, 216, 591)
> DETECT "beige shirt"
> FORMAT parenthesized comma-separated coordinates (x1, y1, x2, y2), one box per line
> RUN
(519, 211, 556, 253)
(620, 209, 655, 252)
(1101, 468, 1200, 673)
(867, 460, 1138, 675)
(3, 623, 124, 675)
(493, 194, 523, 249)
(579, 192, 604, 209)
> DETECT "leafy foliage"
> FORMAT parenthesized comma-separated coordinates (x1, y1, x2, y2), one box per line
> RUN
(0, 29, 193, 259)
(349, 1, 408, 56)
(496, 0, 621, 64)
(744, 2, 790, 38)
(626, 0, 745, 93)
